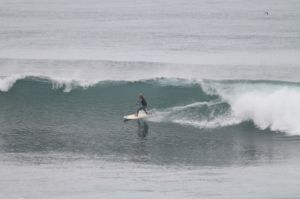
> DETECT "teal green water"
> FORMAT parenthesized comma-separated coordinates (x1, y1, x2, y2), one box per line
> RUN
(1, 77, 300, 167)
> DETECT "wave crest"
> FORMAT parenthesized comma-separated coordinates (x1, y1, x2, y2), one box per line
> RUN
(0, 75, 99, 92)
(0, 74, 26, 92)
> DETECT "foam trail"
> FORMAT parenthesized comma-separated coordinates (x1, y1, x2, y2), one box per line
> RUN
(173, 116, 241, 129)
(148, 100, 240, 129)
(149, 101, 215, 122)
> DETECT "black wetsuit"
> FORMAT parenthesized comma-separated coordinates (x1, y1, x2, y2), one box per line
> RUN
(137, 97, 148, 115)
(141, 98, 147, 107)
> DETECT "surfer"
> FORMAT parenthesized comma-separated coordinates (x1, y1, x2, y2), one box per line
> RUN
(136, 94, 148, 116)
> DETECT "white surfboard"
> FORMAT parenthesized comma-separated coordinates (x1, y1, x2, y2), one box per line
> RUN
(123, 111, 148, 121)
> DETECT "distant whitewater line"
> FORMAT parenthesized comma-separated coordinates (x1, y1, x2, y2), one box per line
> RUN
(1, 76, 300, 135)
(1, 49, 300, 65)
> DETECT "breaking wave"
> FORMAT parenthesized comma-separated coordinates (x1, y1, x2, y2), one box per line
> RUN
(1, 75, 300, 135)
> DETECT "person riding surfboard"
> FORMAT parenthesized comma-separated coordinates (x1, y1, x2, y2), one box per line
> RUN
(136, 94, 148, 116)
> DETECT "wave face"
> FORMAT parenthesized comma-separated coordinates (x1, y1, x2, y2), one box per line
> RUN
(1, 76, 300, 135)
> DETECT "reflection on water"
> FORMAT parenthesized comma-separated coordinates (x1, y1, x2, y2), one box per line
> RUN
(137, 120, 149, 138)
(1, 121, 300, 167)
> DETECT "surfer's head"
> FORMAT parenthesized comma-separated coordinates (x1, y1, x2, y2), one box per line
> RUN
(139, 93, 144, 99)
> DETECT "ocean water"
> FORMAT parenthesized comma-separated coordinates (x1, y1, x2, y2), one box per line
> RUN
(1, 0, 300, 198)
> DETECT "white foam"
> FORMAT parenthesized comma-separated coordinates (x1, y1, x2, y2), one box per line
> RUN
(50, 78, 97, 92)
(205, 82, 300, 135)
(229, 88, 300, 135)
(0, 74, 26, 92)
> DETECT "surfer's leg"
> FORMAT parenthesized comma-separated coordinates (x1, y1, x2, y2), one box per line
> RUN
(136, 107, 142, 116)
(142, 106, 148, 114)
